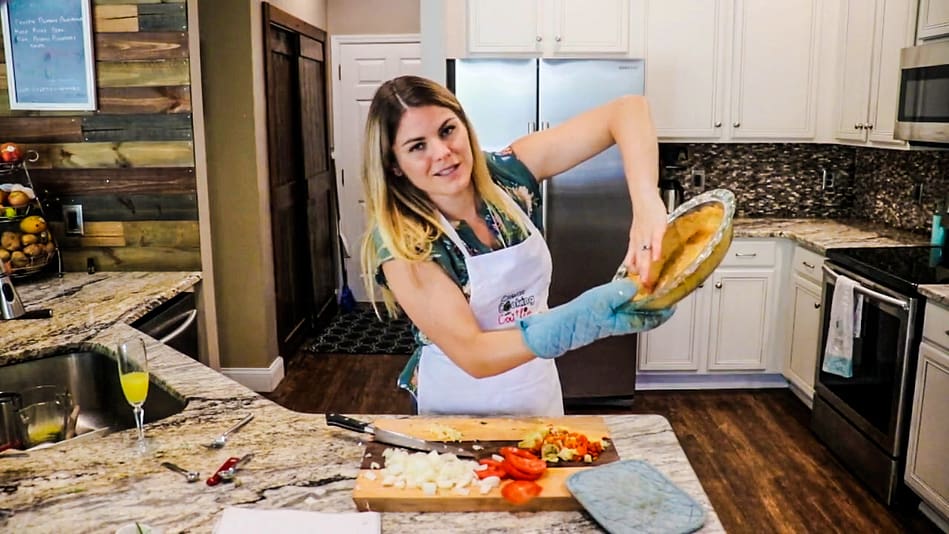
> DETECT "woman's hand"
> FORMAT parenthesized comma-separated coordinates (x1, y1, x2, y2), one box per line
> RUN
(624, 192, 667, 288)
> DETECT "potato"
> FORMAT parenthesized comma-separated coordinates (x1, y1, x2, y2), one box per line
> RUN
(22, 243, 43, 257)
(10, 250, 28, 267)
(44, 241, 56, 254)
(0, 249, 9, 262)
(21, 233, 38, 246)
(2, 231, 21, 251)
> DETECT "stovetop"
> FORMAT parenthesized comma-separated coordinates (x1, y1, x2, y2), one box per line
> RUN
(827, 246, 949, 294)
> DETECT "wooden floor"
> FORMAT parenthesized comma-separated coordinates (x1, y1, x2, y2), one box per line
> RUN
(264, 351, 940, 534)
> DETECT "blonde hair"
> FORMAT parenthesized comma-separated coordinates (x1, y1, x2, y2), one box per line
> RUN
(360, 75, 525, 316)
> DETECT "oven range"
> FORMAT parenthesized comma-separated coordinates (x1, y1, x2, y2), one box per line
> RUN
(813, 245, 948, 506)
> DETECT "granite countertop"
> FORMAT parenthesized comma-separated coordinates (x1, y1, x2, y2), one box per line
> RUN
(732, 218, 949, 305)
(0, 272, 725, 533)
(733, 217, 929, 253)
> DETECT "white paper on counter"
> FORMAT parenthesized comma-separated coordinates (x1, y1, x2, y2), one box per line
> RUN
(213, 507, 381, 534)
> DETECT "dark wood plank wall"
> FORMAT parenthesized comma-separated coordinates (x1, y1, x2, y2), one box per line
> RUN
(0, 0, 199, 272)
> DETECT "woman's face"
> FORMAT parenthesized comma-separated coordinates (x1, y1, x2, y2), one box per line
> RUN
(390, 105, 474, 203)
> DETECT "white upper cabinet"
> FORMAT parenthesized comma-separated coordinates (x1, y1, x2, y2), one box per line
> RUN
(834, 0, 917, 146)
(646, 0, 824, 141)
(467, 0, 633, 56)
(917, 0, 949, 40)
(646, 0, 729, 139)
(728, 0, 822, 140)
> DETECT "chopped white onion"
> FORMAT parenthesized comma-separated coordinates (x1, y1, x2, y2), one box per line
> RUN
(378, 447, 481, 496)
(491, 454, 504, 463)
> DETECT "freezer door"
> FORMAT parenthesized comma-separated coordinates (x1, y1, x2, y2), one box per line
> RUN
(447, 59, 537, 152)
(539, 59, 645, 401)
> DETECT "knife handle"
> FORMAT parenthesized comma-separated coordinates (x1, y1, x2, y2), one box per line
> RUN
(325, 413, 372, 434)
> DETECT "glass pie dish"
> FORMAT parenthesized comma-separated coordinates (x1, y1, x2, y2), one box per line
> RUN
(616, 188, 736, 311)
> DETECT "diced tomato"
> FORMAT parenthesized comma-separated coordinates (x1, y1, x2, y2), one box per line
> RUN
(476, 466, 506, 480)
(501, 480, 543, 505)
(478, 458, 504, 469)
(499, 447, 539, 460)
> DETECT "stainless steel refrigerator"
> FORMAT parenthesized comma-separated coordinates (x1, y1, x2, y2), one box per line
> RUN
(447, 58, 646, 405)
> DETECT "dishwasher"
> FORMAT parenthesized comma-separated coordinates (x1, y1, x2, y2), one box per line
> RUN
(131, 291, 199, 360)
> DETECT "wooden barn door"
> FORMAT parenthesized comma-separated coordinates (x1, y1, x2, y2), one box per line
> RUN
(263, 4, 336, 356)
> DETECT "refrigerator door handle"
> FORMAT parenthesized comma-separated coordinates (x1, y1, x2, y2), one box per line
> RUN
(541, 180, 549, 237)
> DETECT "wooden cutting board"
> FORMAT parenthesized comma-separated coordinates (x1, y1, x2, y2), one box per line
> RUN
(351, 416, 616, 512)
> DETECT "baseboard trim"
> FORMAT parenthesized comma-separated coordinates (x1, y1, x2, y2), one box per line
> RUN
(221, 357, 285, 393)
(636, 373, 789, 390)
(919, 502, 949, 533)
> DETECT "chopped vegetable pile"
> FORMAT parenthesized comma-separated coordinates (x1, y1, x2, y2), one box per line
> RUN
(517, 426, 607, 463)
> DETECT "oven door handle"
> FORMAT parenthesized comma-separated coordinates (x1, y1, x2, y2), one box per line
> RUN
(822, 265, 911, 311)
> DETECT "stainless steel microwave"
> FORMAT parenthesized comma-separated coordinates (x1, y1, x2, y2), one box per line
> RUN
(895, 40, 949, 146)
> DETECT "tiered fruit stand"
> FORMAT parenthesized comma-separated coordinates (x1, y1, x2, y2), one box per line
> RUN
(0, 149, 60, 279)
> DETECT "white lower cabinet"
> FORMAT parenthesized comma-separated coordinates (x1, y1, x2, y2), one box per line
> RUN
(905, 302, 949, 523)
(706, 268, 774, 370)
(784, 273, 822, 399)
(637, 239, 786, 383)
(782, 245, 826, 403)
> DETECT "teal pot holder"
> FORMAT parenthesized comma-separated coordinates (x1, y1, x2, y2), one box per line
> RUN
(566, 459, 706, 534)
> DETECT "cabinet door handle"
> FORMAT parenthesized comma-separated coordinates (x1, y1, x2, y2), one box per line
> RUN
(855, 123, 864, 130)
(714, 281, 723, 289)
(536, 35, 543, 42)
(814, 303, 821, 309)
(735, 252, 757, 258)
(802, 261, 815, 269)
(555, 35, 562, 42)
(714, 121, 722, 127)
(866, 123, 873, 130)
(733, 121, 740, 128)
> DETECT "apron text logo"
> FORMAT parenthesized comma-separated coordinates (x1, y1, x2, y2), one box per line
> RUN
(497, 290, 536, 325)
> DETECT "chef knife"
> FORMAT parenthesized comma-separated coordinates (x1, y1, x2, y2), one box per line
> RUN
(325, 413, 476, 458)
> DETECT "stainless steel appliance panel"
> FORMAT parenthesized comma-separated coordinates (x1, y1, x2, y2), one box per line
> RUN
(895, 40, 949, 145)
(451, 59, 537, 152)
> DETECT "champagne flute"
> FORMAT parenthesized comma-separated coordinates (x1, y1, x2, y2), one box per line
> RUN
(117, 337, 149, 452)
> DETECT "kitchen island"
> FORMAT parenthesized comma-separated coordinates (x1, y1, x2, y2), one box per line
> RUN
(0, 272, 724, 532)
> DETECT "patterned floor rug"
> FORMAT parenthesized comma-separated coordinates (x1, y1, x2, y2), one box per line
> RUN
(306, 305, 416, 355)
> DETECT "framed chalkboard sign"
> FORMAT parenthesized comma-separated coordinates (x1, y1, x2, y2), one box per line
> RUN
(0, 0, 97, 110)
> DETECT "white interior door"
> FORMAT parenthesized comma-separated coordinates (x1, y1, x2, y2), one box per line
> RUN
(332, 36, 421, 302)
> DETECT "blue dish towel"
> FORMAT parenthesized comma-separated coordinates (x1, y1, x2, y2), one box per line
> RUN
(822, 274, 863, 378)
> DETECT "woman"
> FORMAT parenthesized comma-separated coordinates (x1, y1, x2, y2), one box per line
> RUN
(360, 75, 671, 416)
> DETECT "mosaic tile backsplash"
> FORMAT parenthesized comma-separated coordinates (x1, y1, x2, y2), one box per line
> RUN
(660, 143, 948, 234)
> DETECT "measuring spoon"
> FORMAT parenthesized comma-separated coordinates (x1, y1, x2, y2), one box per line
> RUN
(161, 461, 200, 483)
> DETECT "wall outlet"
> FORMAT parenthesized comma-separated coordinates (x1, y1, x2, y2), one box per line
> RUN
(691, 167, 706, 190)
(912, 183, 924, 204)
(820, 168, 834, 190)
(63, 204, 84, 235)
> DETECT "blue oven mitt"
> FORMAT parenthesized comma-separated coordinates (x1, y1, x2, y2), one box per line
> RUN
(519, 278, 674, 359)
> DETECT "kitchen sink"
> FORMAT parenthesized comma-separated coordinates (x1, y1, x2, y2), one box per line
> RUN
(0, 349, 187, 448)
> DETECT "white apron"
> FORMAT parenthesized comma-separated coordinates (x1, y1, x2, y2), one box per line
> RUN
(417, 187, 564, 416)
